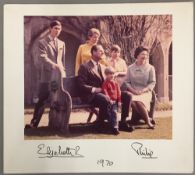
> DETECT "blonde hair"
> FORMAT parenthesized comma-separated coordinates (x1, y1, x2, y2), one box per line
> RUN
(104, 67, 115, 75)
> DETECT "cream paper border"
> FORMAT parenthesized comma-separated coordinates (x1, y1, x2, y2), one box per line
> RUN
(4, 3, 194, 173)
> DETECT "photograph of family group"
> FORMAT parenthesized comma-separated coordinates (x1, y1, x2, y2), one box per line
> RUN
(24, 15, 172, 139)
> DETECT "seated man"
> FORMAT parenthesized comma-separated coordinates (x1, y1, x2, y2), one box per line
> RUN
(77, 44, 134, 133)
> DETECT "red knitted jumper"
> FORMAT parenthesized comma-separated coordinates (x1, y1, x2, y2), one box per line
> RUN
(102, 79, 121, 102)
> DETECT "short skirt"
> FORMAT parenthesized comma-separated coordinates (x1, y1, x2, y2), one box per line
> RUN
(132, 91, 152, 111)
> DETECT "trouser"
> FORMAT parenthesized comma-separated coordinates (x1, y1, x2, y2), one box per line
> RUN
(30, 83, 50, 127)
(107, 102, 118, 129)
(91, 93, 110, 123)
(121, 91, 132, 122)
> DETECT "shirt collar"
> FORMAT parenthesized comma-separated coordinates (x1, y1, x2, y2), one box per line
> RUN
(111, 57, 120, 61)
(49, 35, 57, 42)
(91, 59, 99, 67)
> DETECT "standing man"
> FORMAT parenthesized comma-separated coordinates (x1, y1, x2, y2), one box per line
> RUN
(78, 44, 134, 133)
(26, 20, 66, 128)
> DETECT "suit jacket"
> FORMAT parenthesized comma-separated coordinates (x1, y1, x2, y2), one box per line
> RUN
(39, 36, 66, 83)
(77, 60, 106, 103)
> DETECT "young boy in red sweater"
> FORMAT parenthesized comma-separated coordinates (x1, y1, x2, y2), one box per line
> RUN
(102, 67, 121, 135)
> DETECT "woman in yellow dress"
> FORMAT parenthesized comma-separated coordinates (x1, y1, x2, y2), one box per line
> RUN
(75, 28, 108, 75)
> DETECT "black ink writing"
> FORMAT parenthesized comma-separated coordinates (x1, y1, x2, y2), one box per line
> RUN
(131, 142, 158, 159)
(37, 144, 84, 158)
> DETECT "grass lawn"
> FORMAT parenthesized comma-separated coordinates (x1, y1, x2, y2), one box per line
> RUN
(24, 117, 172, 140)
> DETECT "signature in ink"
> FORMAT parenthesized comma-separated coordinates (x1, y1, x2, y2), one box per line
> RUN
(37, 144, 84, 158)
(131, 142, 158, 159)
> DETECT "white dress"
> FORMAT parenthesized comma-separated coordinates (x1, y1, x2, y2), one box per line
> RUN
(123, 62, 156, 111)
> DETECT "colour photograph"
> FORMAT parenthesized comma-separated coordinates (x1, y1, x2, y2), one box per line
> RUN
(3, 3, 193, 174)
(24, 15, 172, 139)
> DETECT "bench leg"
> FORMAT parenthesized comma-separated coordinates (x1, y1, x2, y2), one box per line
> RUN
(61, 90, 72, 134)
(149, 101, 155, 119)
(87, 108, 99, 123)
(87, 111, 94, 123)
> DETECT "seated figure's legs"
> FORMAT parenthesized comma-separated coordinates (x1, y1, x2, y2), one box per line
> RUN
(120, 91, 134, 132)
(121, 91, 132, 122)
(107, 103, 118, 129)
(91, 93, 110, 123)
(91, 94, 120, 135)
(130, 101, 142, 123)
(134, 101, 154, 129)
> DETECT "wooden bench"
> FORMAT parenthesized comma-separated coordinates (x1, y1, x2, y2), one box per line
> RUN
(62, 76, 157, 128)
(49, 76, 156, 133)
(62, 76, 99, 122)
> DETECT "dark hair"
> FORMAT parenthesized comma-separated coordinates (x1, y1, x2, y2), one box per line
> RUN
(50, 20, 62, 28)
(87, 28, 100, 38)
(91, 44, 102, 55)
(134, 46, 149, 59)
(111, 44, 121, 52)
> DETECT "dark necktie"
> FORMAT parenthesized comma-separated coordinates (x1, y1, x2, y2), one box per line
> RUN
(54, 39, 57, 50)
(97, 64, 104, 82)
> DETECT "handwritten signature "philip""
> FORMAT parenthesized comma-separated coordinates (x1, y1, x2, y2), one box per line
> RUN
(131, 142, 158, 159)
(37, 144, 84, 158)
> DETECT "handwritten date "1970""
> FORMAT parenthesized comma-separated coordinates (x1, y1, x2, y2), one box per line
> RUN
(97, 159, 113, 167)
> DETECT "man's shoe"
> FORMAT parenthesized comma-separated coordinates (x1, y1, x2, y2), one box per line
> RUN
(25, 123, 36, 129)
(119, 122, 134, 132)
(112, 128, 120, 135)
(129, 119, 145, 125)
(151, 119, 156, 125)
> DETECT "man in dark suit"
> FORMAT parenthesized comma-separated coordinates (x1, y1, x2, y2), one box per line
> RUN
(26, 20, 66, 128)
(78, 44, 134, 133)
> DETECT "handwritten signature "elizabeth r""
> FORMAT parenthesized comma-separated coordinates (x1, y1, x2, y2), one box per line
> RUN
(131, 142, 158, 159)
(37, 144, 84, 158)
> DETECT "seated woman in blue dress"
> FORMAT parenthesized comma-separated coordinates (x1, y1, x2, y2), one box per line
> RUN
(122, 46, 156, 129)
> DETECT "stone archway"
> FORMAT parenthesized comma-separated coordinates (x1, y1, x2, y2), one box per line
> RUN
(168, 42, 172, 101)
(150, 38, 171, 102)
(150, 39, 165, 100)
(58, 31, 81, 77)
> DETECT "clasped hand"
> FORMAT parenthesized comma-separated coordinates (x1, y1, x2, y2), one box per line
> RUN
(134, 88, 148, 95)
(52, 64, 65, 71)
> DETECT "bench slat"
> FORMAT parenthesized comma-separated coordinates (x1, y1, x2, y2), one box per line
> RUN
(72, 104, 94, 109)
(63, 77, 79, 97)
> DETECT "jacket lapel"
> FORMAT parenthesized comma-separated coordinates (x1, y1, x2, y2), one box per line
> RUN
(98, 64, 105, 81)
(88, 60, 104, 82)
(57, 39, 64, 52)
(47, 36, 57, 53)
(56, 40, 63, 64)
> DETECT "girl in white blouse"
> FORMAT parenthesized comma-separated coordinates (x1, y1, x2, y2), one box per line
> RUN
(107, 45, 127, 87)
